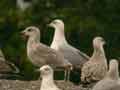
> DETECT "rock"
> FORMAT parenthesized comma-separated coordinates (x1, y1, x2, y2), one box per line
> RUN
(0, 79, 93, 90)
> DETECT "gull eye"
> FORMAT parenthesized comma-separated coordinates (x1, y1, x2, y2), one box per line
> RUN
(28, 29, 32, 32)
(44, 67, 49, 71)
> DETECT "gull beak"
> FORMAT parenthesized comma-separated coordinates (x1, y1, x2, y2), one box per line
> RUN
(20, 31, 28, 40)
(47, 22, 54, 27)
(104, 41, 106, 45)
(102, 39, 106, 45)
(20, 31, 25, 35)
(35, 68, 41, 72)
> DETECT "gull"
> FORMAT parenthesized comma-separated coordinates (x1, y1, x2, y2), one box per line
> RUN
(21, 26, 72, 80)
(0, 49, 19, 78)
(17, 0, 31, 11)
(92, 59, 120, 90)
(37, 65, 61, 90)
(0, 49, 13, 73)
(49, 19, 89, 68)
(81, 36, 108, 83)
(48, 19, 89, 82)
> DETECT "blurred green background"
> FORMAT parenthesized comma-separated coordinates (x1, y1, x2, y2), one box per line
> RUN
(0, 0, 120, 80)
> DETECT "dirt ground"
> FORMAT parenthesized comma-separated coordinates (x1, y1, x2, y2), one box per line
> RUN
(0, 79, 94, 90)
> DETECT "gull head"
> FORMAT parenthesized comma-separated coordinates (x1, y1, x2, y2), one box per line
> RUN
(20, 26, 40, 40)
(107, 59, 119, 80)
(109, 59, 118, 73)
(93, 36, 106, 48)
(37, 65, 53, 78)
(48, 19, 64, 30)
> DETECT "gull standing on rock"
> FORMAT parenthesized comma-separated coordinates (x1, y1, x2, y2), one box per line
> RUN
(81, 36, 108, 83)
(48, 19, 89, 69)
(21, 26, 72, 80)
(37, 65, 61, 90)
(92, 59, 120, 90)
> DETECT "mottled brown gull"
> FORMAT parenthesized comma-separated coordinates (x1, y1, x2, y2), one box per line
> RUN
(0, 49, 13, 73)
(37, 65, 61, 90)
(81, 36, 108, 83)
(49, 19, 89, 69)
(92, 59, 120, 90)
(21, 26, 72, 80)
(0, 49, 19, 78)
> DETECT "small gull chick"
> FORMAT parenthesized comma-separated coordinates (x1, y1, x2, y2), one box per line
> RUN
(37, 65, 61, 90)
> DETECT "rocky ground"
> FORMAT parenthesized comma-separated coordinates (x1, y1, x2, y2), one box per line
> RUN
(0, 79, 94, 90)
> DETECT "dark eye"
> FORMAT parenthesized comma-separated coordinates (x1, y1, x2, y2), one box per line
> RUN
(45, 68, 49, 71)
(28, 29, 32, 32)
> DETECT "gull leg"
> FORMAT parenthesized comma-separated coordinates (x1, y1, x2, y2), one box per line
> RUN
(64, 64, 73, 82)
(64, 69, 67, 81)
(67, 69, 70, 81)
(64, 68, 71, 82)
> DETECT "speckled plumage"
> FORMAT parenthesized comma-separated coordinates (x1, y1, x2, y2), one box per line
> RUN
(0, 60, 13, 73)
(81, 37, 108, 83)
(0, 49, 19, 76)
(92, 59, 120, 90)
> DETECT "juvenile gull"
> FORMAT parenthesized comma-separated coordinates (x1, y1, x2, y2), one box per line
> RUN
(0, 49, 13, 73)
(49, 19, 89, 68)
(21, 26, 72, 79)
(37, 65, 61, 90)
(81, 36, 108, 83)
(0, 49, 19, 78)
(92, 59, 120, 90)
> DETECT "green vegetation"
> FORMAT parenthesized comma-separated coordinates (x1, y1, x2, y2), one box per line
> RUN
(0, 0, 120, 80)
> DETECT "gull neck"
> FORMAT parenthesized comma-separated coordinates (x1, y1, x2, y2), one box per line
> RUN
(27, 34, 40, 46)
(51, 26, 67, 47)
(91, 45, 106, 62)
(41, 74, 56, 89)
(107, 63, 119, 80)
